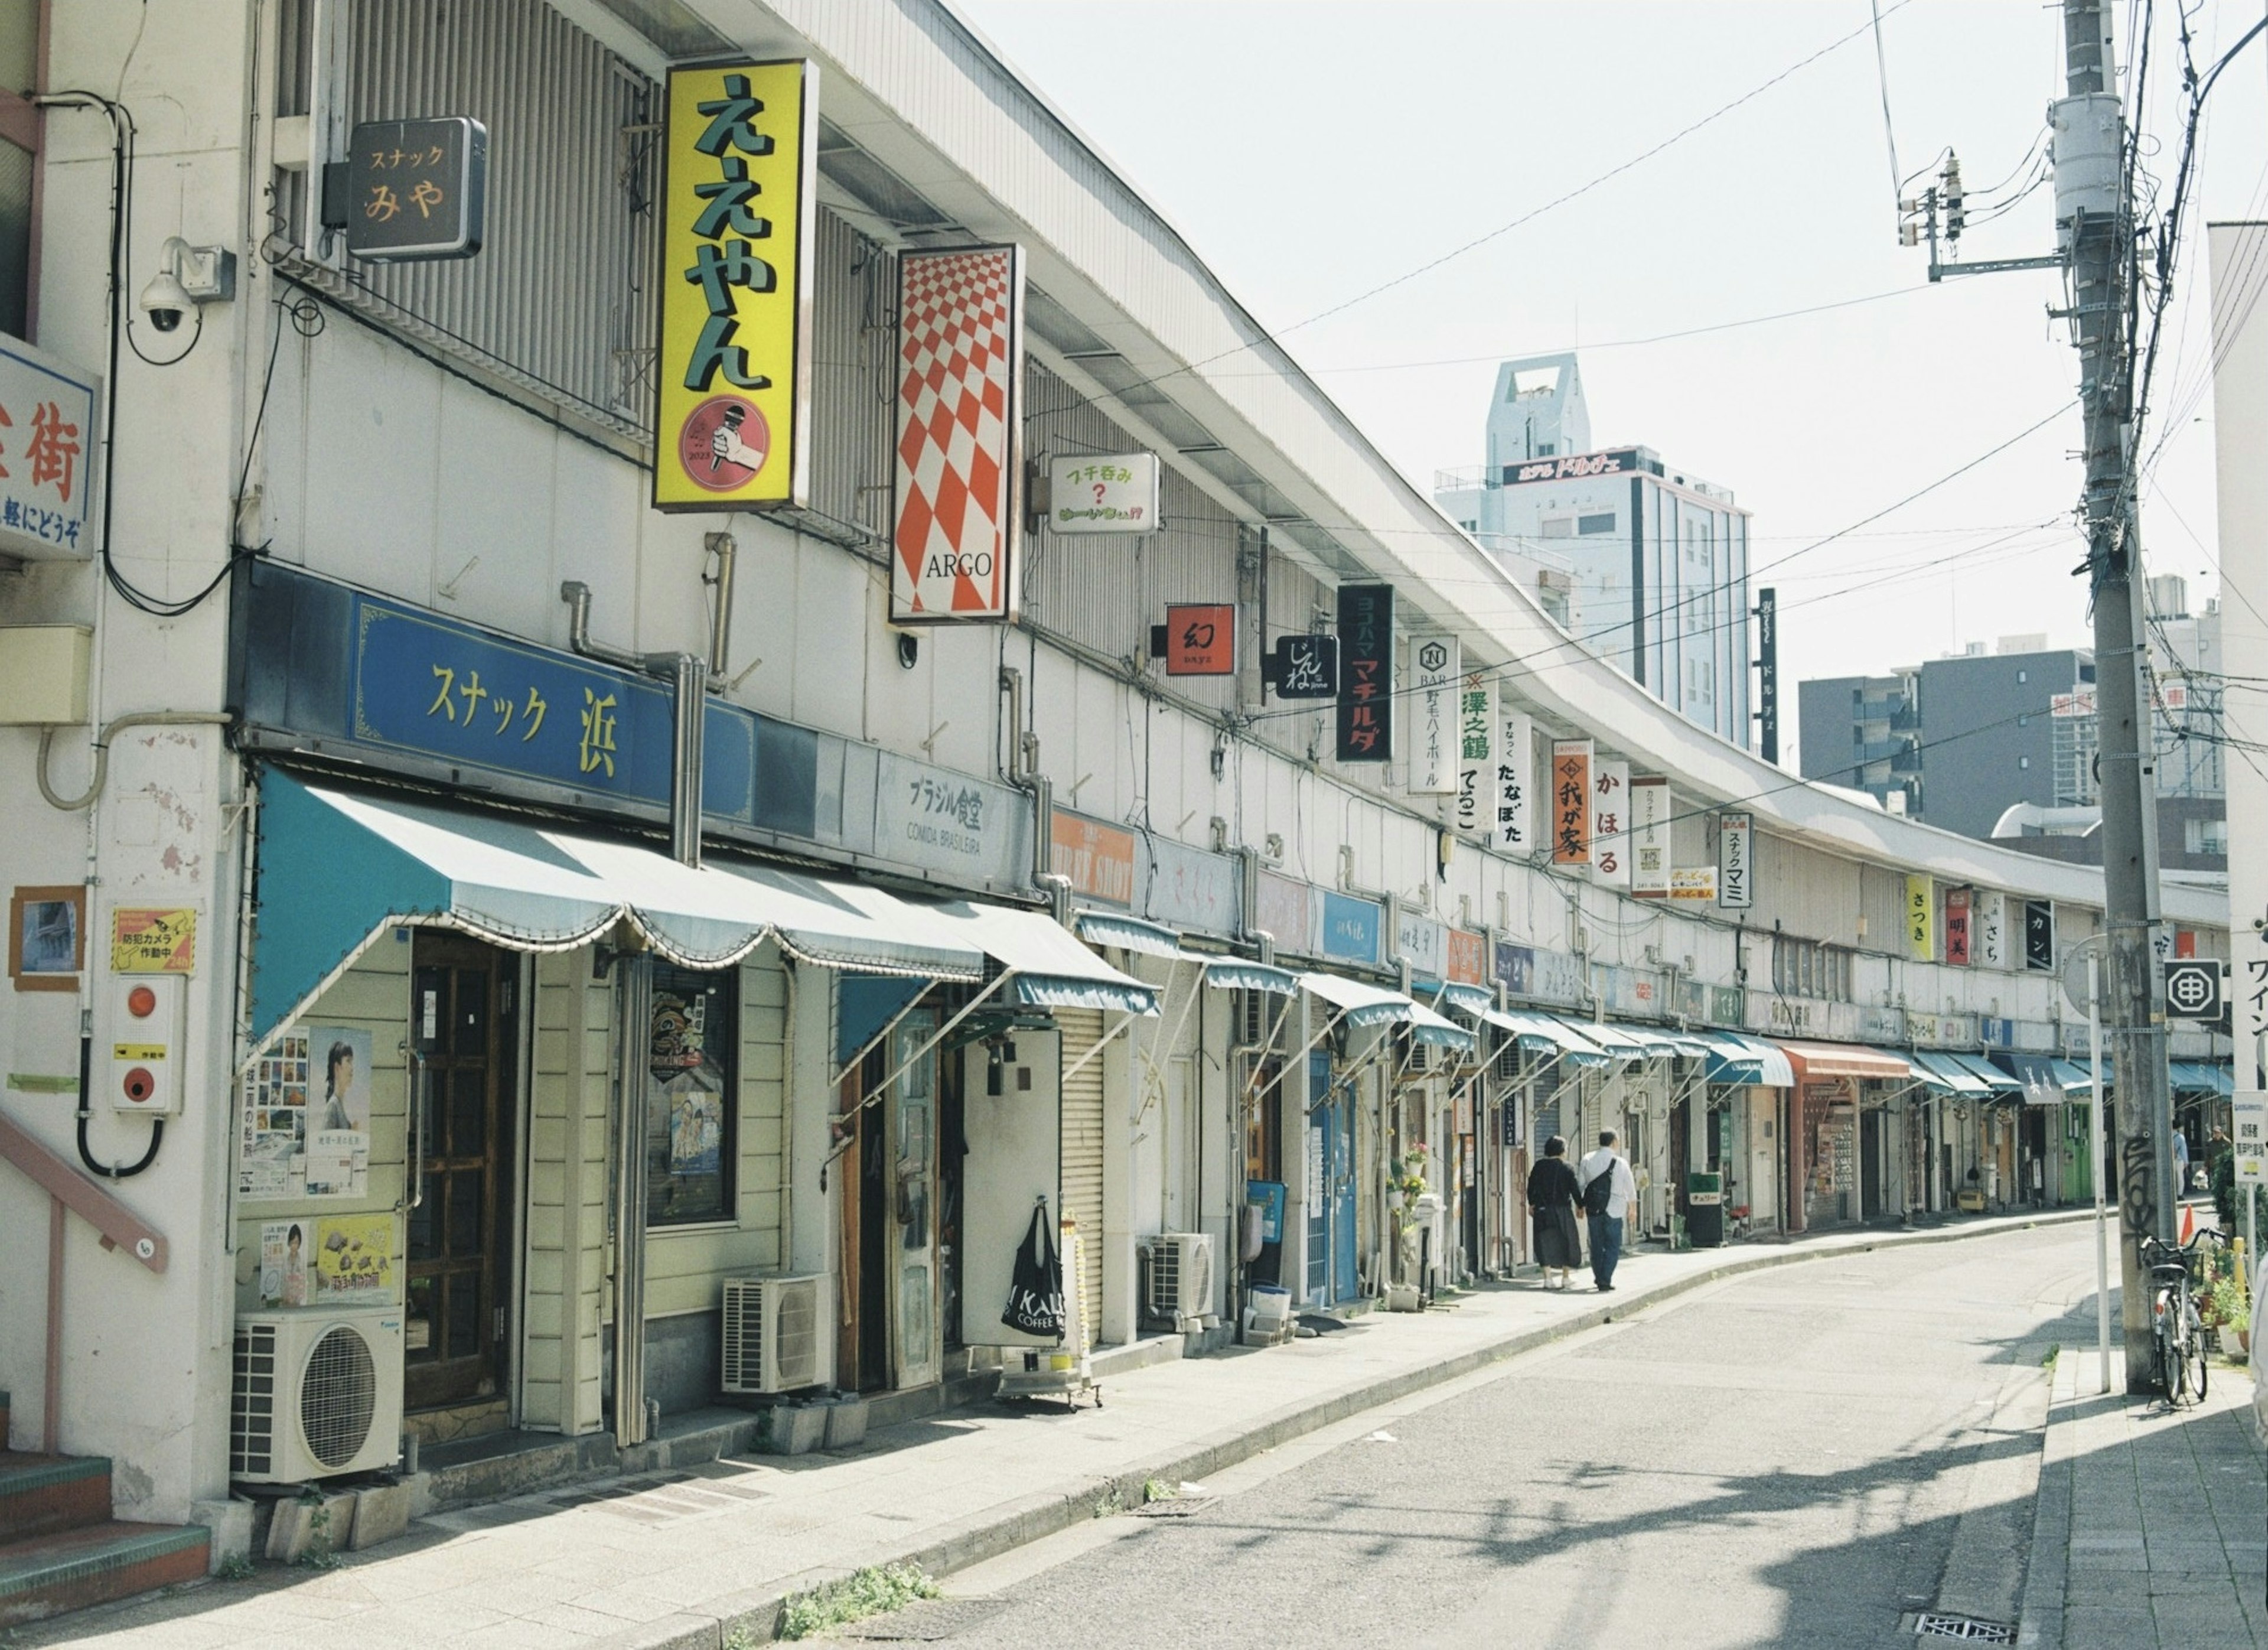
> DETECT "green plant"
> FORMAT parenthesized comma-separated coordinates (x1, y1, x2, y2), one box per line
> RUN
(777, 1564, 941, 1641)
(723, 1628, 760, 1650)
(1142, 1477, 1177, 1503)
(1091, 1485, 1125, 1518)
(2040, 1343, 2060, 1368)
(216, 1551, 255, 1581)
(290, 1496, 342, 1570)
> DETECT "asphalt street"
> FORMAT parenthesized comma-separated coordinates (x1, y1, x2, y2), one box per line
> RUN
(878, 1223, 2104, 1650)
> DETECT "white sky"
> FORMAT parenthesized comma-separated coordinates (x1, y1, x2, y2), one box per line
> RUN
(953, 0, 2268, 759)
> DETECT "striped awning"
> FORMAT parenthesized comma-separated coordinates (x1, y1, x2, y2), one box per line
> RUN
(1774, 1040, 1913, 1083)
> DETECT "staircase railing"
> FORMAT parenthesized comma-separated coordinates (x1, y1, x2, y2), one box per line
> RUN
(0, 1109, 168, 1453)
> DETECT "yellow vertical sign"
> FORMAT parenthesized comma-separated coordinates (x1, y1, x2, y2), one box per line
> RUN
(1905, 874, 1934, 960)
(653, 60, 815, 512)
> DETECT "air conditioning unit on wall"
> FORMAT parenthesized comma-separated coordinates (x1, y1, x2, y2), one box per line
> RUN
(231, 1306, 405, 1483)
(1142, 1232, 1214, 1326)
(721, 1274, 830, 1395)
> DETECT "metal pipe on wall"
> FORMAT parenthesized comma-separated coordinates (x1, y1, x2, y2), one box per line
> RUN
(611, 956, 652, 1447)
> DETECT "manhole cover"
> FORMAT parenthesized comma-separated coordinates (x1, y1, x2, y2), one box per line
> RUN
(1913, 1613, 2015, 1643)
(838, 1598, 1008, 1641)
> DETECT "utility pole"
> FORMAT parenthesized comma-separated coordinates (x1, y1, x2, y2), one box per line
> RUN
(2054, 0, 2175, 1389)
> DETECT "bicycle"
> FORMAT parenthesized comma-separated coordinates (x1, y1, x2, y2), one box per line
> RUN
(2138, 1228, 2223, 1406)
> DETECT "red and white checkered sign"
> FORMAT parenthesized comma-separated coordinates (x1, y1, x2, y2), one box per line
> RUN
(892, 246, 1022, 621)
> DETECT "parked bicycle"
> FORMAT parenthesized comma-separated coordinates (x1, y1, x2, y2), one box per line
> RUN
(2139, 1228, 2223, 1406)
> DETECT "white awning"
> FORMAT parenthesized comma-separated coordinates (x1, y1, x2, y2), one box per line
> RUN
(1299, 971, 1417, 1029)
(1073, 910, 1183, 959)
(1407, 1000, 1477, 1053)
(922, 900, 1159, 1016)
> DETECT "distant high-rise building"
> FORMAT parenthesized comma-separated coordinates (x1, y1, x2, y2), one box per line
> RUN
(1432, 353, 1755, 747)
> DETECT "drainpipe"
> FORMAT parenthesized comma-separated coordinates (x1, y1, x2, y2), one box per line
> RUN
(999, 666, 1071, 919)
(703, 533, 737, 689)
(561, 582, 705, 868)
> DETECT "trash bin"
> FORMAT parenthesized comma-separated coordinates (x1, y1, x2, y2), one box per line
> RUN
(1687, 1170, 1724, 1248)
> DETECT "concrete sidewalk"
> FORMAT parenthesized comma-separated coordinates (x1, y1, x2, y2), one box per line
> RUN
(13, 1208, 2087, 1650)
(2019, 1343, 2267, 1649)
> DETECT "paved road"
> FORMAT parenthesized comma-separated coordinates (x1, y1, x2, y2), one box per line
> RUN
(882, 1224, 2101, 1649)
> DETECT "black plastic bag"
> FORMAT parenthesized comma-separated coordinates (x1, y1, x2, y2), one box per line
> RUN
(1001, 1200, 1065, 1338)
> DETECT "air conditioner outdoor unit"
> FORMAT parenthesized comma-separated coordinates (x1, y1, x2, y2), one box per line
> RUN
(721, 1274, 829, 1395)
(1142, 1232, 1214, 1325)
(231, 1306, 405, 1484)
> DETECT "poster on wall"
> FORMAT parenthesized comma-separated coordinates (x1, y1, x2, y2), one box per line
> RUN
(1630, 775, 1670, 897)
(258, 1219, 313, 1308)
(1591, 760, 1630, 888)
(1550, 740, 1592, 864)
(651, 978, 724, 1177)
(238, 1029, 309, 1199)
(1454, 672, 1494, 838)
(304, 1027, 371, 1198)
(315, 1213, 396, 1302)
(1495, 708, 1534, 854)
(1407, 637, 1459, 794)
(892, 245, 1026, 622)
(652, 60, 816, 512)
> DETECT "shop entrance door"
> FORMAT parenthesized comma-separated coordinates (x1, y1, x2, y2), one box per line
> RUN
(1329, 1078, 1357, 1302)
(888, 1010, 941, 1390)
(1304, 1051, 1330, 1304)
(406, 933, 518, 1415)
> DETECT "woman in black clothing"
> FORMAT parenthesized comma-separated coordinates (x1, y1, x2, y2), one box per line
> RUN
(1526, 1134, 1582, 1290)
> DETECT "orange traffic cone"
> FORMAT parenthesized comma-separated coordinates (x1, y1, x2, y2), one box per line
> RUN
(2181, 1202, 2195, 1244)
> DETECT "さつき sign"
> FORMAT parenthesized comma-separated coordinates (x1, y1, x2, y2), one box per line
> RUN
(653, 61, 816, 512)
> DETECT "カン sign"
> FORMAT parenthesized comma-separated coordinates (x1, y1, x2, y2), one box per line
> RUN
(654, 60, 816, 511)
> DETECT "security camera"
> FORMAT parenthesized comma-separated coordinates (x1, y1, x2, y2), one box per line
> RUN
(139, 265, 193, 333)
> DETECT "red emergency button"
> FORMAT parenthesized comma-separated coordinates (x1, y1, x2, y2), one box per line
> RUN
(122, 1068, 156, 1104)
(126, 986, 157, 1018)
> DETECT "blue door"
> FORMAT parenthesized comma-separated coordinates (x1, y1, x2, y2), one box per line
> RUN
(1305, 1052, 1331, 1300)
(1330, 1080, 1357, 1301)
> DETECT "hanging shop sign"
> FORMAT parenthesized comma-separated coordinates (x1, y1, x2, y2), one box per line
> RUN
(1048, 451, 1158, 533)
(868, 750, 1027, 889)
(1945, 887, 1973, 966)
(1976, 890, 2008, 969)
(0, 333, 99, 562)
(1670, 867, 1716, 903)
(345, 115, 488, 261)
(1051, 810, 1137, 906)
(1318, 891, 1382, 966)
(1495, 708, 1535, 855)
(2233, 1091, 2266, 1186)
(654, 60, 816, 512)
(1709, 983, 1745, 1026)
(1755, 586, 1779, 766)
(1716, 811, 1752, 909)
(1591, 760, 1630, 888)
(1446, 928, 1486, 986)
(1408, 637, 1460, 794)
(1152, 604, 1236, 676)
(1453, 673, 1494, 839)
(1396, 909, 1448, 982)
(1630, 775, 1670, 897)
(1905, 874, 1933, 961)
(1263, 632, 1339, 699)
(892, 245, 1025, 620)
(1335, 585, 1394, 763)
(1253, 869, 1312, 952)
(2024, 899, 2055, 972)
(1550, 740, 1592, 865)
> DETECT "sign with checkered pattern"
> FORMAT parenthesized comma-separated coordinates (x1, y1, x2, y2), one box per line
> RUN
(892, 245, 1025, 622)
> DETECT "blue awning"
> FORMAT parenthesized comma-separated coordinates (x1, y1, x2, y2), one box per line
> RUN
(1948, 1052, 2023, 1094)
(1013, 975, 1158, 1015)
(2172, 1060, 2233, 1096)
(1988, 1050, 2087, 1102)
(1693, 1030, 1795, 1088)
(1435, 982, 1494, 1016)
(1472, 1008, 1612, 1069)
(1909, 1050, 1990, 1096)
(921, 900, 1159, 1017)
(1582, 1021, 1666, 1061)
(1407, 1001, 1478, 1054)
(1204, 959, 1299, 995)
(1074, 911, 1182, 959)
(249, 772, 988, 1049)
(1299, 971, 1417, 1030)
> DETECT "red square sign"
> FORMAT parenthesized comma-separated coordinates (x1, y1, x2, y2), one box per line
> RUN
(1160, 604, 1236, 675)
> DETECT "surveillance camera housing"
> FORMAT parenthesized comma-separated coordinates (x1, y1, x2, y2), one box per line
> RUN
(139, 266, 193, 333)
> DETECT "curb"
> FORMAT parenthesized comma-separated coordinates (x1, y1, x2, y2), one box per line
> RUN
(598, 1208, 2095, 1648)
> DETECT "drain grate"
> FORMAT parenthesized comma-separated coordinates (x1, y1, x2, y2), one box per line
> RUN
(1913, 1613, 2015, 1643)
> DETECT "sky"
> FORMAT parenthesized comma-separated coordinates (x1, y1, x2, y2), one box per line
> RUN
(953, 0, 2268, 760)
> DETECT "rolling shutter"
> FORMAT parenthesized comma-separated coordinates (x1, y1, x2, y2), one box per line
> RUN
(1056, 1008, 1105, 1350)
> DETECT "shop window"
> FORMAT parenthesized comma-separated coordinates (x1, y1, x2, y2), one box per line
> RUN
(646, 964, 738, 1225)
(1578, 512, 1617, 535)
(1772, 936, 1853, 1002)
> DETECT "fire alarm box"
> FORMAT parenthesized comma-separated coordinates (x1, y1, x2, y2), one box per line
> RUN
(107, 974, 186, 1115)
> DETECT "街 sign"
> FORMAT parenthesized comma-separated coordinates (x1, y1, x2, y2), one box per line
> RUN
(892, 246, 1025, 621)
(654, 60, 816, 512)
(1335, 584, 1394, 763)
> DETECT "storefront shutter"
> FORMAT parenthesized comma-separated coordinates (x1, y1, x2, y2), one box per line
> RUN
(1057, 1008, 1106, 1350)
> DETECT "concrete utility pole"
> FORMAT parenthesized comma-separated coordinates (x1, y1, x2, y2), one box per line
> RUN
(2053, 0, 2176, 1388)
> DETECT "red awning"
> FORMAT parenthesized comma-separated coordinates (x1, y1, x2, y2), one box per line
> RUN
(1772, 1040, 1913, 1083)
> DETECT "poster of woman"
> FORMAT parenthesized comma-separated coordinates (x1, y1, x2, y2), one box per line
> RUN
(308, 1028, 372, 1131)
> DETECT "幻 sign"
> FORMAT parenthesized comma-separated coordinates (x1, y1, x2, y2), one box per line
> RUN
(345, 117, 487, 261)
(654, 61, 816, 511)
(1153, 605, 1236, 676)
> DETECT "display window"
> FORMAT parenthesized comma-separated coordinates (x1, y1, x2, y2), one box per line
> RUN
(646, 964, 738, 1225)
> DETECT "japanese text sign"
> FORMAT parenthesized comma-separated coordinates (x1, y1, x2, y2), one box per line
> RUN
(0, 334, 97, 562)
(110, 907, 195, 975)
(1048, 452, 1158, 533)
(1630, 775, 1670, 897)
(1453, 672, 1495, 839)
(1976, 890, 2007, 968)
(1591, 760, 1630, 887)
(1051, 811, 1136, 905)
(1156, 604, 1236, 676)
(2233, 1091, 2266, 1185)
(1335, 584, 1394, 763)
(1905, 874, 1933, 961)
(2025, 900, 2055, 972)
(655, 60, 816, 512)
(1446, 927, 1486, 985)
(1716, 812, 1752, 909)
(346, 116, 486, 261)
(1944, 887, 1972, 966)
(1550, 740, 1592, 865)
(1670, 867, 1717, 902)
(892, 245, 1025, 621)
(1495, 709, 1534, 855)
(1264, 633, 1338, 699)
(1319, 891, 1382, 965)
(1408, 636, 1459, 795)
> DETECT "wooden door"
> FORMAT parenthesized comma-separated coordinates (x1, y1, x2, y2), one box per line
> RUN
(405, 933, 517, 1412)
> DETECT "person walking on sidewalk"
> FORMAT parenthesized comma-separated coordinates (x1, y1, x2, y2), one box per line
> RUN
(1525, 1135, 1583, 1290)
(1578, 1130, 1637, 1293)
